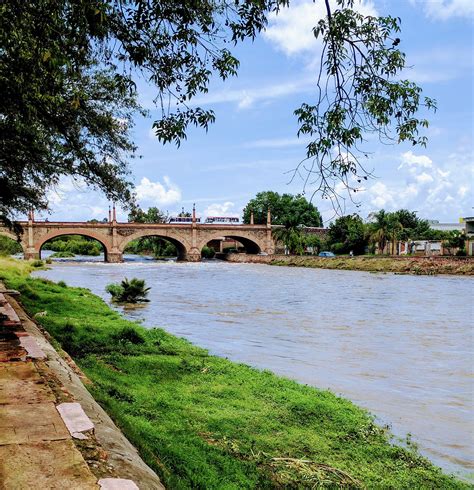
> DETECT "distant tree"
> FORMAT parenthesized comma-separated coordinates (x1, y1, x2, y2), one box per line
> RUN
(243, 192, 322, 227)
(391, 210, 431, 241)
(273, 222, 306, 255)
(369, 210, 390, 254)
(386, 214, 403, 255)
(327, 214, 367, 255)
(177, 208, 192, 218)
(303, 234, 322, 255)
(128, 207, 167, 224)
(443, 231, 466, 256)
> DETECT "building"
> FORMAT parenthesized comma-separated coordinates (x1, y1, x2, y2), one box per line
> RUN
(462, 217, 474, 256)
(427, 220, 465, 233)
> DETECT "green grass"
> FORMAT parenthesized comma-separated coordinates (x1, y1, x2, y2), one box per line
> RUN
(0, 258, 468, 489)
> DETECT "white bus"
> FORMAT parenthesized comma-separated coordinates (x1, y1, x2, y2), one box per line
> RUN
(168, 216, 201, 224)
(205, 216, 240, 224)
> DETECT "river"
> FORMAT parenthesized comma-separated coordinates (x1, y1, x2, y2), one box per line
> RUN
(34, 255, 473, 479)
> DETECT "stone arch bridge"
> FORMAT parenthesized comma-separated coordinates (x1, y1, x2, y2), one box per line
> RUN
(0, 218, 277, 262)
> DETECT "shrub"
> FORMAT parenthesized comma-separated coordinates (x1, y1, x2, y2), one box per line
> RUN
(51, 251, 75, 258)
(161, 242, 177, 257)
(106, 278, 150, 303)
(201, 246, 216, 259)
(0, 236, 22, 256)
(330, 242, 345, 255)
(31, 259, 44, 267)
(57, 280, 67, 288)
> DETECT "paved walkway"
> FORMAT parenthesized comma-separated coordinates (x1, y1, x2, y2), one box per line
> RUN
(0, 289, 157, 489)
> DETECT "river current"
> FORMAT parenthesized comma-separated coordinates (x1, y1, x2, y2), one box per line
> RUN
(34, 256, 473, 479)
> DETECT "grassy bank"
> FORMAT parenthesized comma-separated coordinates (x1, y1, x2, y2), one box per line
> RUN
(0, 258, 468, 489)
(268, 255, 474, 275)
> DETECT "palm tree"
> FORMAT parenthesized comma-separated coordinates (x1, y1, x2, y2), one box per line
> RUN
(369, 210, 389, 254)
(369, 210, 403, 255)
(273, 217, 305, 255)
(106, 278, 150, 303)
(387, 215, 403, 255)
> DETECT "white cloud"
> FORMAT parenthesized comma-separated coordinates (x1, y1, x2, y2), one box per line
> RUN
(367, 181, 396, 209)
(398, 151, 433, 169)
(416, 172, 435, 184)
(358, 149, 472, 221)
(264, 0, 377, 56)
(192, 78, 314, 110)
(135, 176, 181, 206)
(410, 0, 474, 20)
(46, 177, 87, 206)
(204, 201, 239, 218)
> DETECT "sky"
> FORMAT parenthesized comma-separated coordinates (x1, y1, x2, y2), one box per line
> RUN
(40, 0, 473, 225)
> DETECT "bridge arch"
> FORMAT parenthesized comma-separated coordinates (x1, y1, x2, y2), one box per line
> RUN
(117, 230, 190, 261)
(37, 229, 111, 261)
(197, 231, 268, 256)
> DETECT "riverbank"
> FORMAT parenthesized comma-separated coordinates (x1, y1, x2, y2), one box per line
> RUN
(0, 263, 162, 488)
(224, 253, 474, 275)
(0, 258, 468, 488)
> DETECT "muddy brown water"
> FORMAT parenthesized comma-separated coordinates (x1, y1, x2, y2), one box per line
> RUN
(34, 257, 474, 480)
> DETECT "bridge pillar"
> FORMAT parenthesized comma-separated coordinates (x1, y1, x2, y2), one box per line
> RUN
(24, 215, 39, 260)
(106, 251, 123, 263)
(107, 208, 123, 262)
(265, 207, 275, 255)
(24, 250, 40, 261)
(186, 246, 201, 262)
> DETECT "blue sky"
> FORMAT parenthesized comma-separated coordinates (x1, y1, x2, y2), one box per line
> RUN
(42, 0, 473, 224)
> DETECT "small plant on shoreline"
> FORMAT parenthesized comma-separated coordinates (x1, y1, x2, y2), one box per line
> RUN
(106, 278, 150, 303)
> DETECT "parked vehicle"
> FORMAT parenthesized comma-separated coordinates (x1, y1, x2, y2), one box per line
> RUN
(318, 251, 336, 257)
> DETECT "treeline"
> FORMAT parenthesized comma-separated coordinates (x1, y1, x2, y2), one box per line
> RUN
(124, 238, 177, 258)
(43, 235, 102, 256)
(240, 193, 466, 256)
(292, 210, 466, 256)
